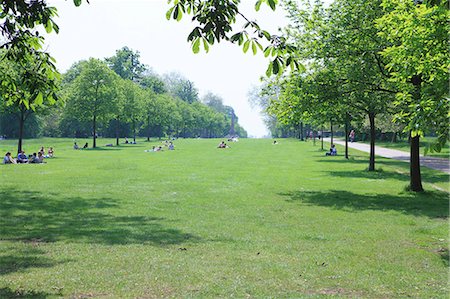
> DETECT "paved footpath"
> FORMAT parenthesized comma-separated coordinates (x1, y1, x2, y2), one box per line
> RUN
(325, 139, 449, 174)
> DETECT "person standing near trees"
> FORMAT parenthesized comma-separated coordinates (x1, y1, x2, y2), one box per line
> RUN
(349, 130, 355, 143)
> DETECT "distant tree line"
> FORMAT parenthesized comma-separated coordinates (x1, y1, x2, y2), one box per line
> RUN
(0, 47, 247, 148)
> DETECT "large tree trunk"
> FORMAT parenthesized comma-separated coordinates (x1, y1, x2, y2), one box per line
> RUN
(345, 119, 349, 159)
(133, 119, 136, 143)
(300, 122, 304, 141)
(409, 75, 424, 191)
(410, 134, 423, 191)
(93, 114, 97, 148)
(368, 112, 376, 171)
(330, 119, 334, 146)
(115, 117, 120, 146)
(147, 115, 151, 142)
(17, 108, 25, 153)
(321, 126, 324, 150)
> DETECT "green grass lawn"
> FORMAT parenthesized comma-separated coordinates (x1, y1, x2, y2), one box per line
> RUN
(0, 138, 448, 298)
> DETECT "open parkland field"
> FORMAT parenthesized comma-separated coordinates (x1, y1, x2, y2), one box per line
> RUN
(0, 138, 448, 298)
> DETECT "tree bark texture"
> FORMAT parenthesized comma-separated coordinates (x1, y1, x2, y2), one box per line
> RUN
(17, 108, 25, 153)
(93, 114, 97, 148)
(368, 112, 376, 171)
(410, 135, 424, 191)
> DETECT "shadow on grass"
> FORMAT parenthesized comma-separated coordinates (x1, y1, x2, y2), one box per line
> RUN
(0, 287, 53, 299)
(0, 189, 200, 246)
(328, 170, 410, 182)
(83, 147, 123, 151)
(0, 246, 70, 276)
(315, 156, 449, 185)
(279, 190, 448, 219)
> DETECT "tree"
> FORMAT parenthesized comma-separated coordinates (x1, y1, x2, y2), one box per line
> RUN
(139, 71, 167, 94)
(274, 0, 397, 170)
(164, 72, 199, 103)
(106, 47, 146, 81)
(121, 79, 145, 143)
(0, 50, 59, 152)
(65, 58, 120, 148)
(143, 93, 175, 140)
(376, 0, 449, 191)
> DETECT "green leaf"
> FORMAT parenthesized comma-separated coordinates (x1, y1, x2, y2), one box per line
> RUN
(202, 38, 210, 53)
(73, 0, 82, 6)
(230, 32, 241, 43)
(45, 19, 53, 33)
(272, 58, 280, 74)
(255, 0, 263, 11)
(34, 92, 44, 106)
(251, 41, 257, 55)
(192, 38, 200, 54)
(267, 0, 276, 11)
(261, 30, 271, 39)
(166, 7, 174, 20)
(264, 47, 271, 57)
(243, 40, 250, 53)
(256, 41, 263, 51)
(266, 62, 273, 77)
(173, 5, 179, 20)
(176, 6, 183, 21)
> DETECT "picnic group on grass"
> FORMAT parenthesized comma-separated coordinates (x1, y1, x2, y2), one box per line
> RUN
(144, 140, 175, 152)
(3, 147, 54, 164)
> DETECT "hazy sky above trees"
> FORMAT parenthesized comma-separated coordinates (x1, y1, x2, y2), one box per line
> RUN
(44, 0, 302, 137)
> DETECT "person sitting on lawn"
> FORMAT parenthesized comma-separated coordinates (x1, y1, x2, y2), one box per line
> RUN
(29, 152, 39, 163)
(168, 142, 175, 150)
(3, 152, 16, 164)
(37, 151, 46, 163)
(83, 142, 88, 149)
(47, 147, 54, 158)
(218, 141, 229, 148)
(17, 150, 28, 163)
(325, 144, 337, 156)
(39, 146, 45, 155)
(74, 142, 79, 150)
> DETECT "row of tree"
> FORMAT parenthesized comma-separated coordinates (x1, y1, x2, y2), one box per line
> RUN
(0, 46, 247, 151)
(249, 0, 448, 192)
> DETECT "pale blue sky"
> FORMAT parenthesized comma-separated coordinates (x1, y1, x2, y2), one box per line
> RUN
(44, 0, 327, 137)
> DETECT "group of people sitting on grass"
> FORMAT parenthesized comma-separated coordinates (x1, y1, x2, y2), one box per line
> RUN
(145, 141, 175, 152)
(3, 147, 54, 164)
(124, 137, 136, 144)
(73, 142, 88, 149)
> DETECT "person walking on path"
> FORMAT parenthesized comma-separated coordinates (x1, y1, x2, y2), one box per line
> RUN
(349, 130, 355, 143)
